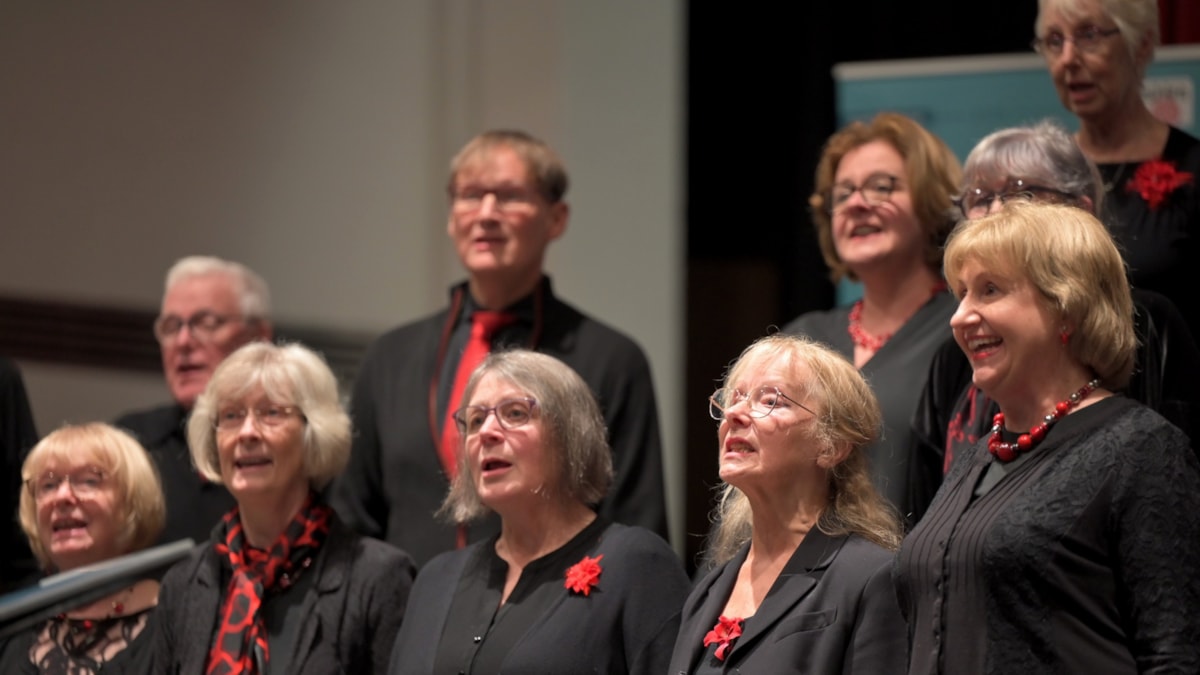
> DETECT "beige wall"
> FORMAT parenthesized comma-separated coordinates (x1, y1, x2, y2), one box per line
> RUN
(0, 1, 684, 548)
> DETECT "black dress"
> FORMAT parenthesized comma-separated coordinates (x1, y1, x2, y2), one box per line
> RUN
(1098, 126, 1200, 341)
(0, 610, 157, 675)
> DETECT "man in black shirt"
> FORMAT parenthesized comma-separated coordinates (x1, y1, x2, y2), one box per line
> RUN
(114, 256, 272, 547)
(331, 130, 668, 566)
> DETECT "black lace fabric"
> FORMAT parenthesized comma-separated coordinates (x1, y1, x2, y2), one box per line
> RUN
(28, 609, 150, 675)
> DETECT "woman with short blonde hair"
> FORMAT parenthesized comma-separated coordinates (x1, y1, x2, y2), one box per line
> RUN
(897, 201, 1200, 673)
(2, 422, 165, 673)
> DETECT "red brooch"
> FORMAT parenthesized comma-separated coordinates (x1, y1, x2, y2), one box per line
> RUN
(703, 615, 744, 662)
(564, 554, 603, 596)
(1126, 159, 1194, 210)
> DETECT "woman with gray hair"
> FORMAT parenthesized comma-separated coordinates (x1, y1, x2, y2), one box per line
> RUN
(155, 341, 415, 675)
(666, 334, 905, 674)
(387, 349, 688, 675)
(1035, 0, 1200, 338)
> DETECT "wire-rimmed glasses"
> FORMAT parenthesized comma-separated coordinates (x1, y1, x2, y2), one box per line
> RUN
(27, 467, 107, 503)
(215, 404, 305, 433)
(956, 179, 1078, 220)
(709, 386, 814, 421)
(451, 186, 543, 213)
(453, 397, 538, 436)
(153, 311, 239, 343)
(1032, 26, 1121, 57)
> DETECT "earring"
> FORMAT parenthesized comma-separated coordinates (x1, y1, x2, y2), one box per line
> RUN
(1060, 328, 1070, 345)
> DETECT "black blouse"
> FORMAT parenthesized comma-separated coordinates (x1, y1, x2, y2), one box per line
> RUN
(896, 396, 1200, 674)
(433, 517, 608, 675)
(1098, 126, 1200, 341)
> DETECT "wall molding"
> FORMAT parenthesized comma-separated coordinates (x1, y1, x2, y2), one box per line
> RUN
(0, 295, 372, 385)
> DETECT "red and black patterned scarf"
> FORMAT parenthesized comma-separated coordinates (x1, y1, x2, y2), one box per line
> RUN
(205, 492, 332, 675)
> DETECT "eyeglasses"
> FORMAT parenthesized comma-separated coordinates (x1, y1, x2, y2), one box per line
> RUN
(453, 397, 538, 436)
(27, 467, 106, 503)
(215, 404, 305, 432)
(829, 173, 901, 213)
(709, 386, 814, 421)
(1032, 26, 1121, 57)
(154, 311, 240, 343)
(956, 179, 1078, 219)
(452, 186, 542, 213)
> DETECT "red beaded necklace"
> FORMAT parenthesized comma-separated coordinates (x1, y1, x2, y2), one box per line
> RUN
(988, 378, 1101, 462)
(847, 301, 891, 351)
(847, 281, 947, 352)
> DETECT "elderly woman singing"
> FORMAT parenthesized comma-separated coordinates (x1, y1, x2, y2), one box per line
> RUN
(155, 342, 415, 674)
(667, 334, 906, 674)
(388, 349, 689, 675)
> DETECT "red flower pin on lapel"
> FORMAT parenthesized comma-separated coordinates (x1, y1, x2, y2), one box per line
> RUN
(703, 615, 744, 662)
(564, 554, 603, 595)
(1126, 159, 1194, 210)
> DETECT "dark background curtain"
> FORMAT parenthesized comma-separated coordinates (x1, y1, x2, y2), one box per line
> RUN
(682, 2, 1043, 570)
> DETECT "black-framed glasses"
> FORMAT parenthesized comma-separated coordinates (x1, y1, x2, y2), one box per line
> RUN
(154, 311, 240, 343)
(453, 397, 538, 436)
(27, 467, 106, 503)
(215, 404, 305, 432)
(1032, 26, 1121, 57)
(956, 179, 1078, 219)
(829, 173, 901, 213)
(709, 386, 814, 421)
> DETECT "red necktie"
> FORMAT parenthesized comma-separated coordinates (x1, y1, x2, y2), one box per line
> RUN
(440, 311, 517, 481)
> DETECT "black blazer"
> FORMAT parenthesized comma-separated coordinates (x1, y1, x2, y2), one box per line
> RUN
(667, 529, 906, 675)
(155, 517, 415, 675)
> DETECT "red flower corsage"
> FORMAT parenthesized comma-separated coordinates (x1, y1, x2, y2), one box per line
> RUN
(703, 615, 743, 662)
(564, 554, 603, 595)
(1126, 159, 1194, 210)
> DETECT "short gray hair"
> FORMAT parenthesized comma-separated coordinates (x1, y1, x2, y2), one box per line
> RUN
(165, 255, 271, 319)
(962, 119, 1103, 210)
(440, 349, 612, 524)
(188, 341, 350, 491)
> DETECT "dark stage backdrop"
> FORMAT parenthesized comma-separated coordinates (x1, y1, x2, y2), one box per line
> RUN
(683, 2, 1040, 571)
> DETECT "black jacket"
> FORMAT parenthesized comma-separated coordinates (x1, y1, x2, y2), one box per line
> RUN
(155, 516, 415, 675)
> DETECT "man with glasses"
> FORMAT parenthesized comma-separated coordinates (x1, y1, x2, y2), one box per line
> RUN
(114, 255, 272, 547)
(331, 129, 668, 567)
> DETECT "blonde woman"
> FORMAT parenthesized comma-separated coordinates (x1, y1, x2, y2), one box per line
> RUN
(2, 423, 165, 674)
(667, 334, 905, 674)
